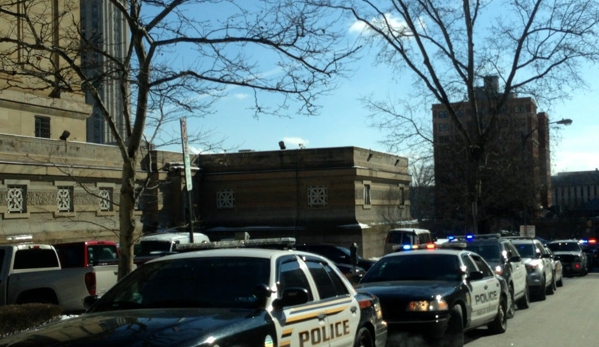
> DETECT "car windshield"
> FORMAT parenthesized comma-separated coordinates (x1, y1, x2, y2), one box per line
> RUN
(136, 241, 173, 256)
(465, 243, 501, 262)
(513, 243, 536, 258)
(361, 254, 461, 282)
(88, 257, 271, 312)
(548, 242, 581, 252)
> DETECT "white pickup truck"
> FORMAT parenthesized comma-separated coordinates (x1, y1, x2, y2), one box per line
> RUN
(0, 243, 114, 313)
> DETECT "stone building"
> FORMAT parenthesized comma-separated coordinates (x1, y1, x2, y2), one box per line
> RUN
(160, 147, 413, 259)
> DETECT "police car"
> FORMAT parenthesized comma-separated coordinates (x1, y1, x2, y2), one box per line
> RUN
(354, 243, 508, 347)
(0, 238, 387, 347)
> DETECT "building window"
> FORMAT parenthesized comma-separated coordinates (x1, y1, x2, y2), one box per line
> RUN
(35, 116, 51, 138)
(57, 186, 74, 212)
(438, 111, 449, 118)
(7, 185, 27, 213)
(399, 186, 405, 206)
(308, 186, 328, 207)
(438, 123, 450, 132)
(99, 188, 113, 211)
(217, 189, 235, 209)
(363, 183, 371, 206)
(514, 105, 526, 113)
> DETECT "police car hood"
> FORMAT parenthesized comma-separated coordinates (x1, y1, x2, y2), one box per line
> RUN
(0, 308, 266, 347)
(551, 251, 582, 256)
(355, 280, 458, 300)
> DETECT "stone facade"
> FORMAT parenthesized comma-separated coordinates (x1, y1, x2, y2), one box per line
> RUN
(189, 147, 413, 258)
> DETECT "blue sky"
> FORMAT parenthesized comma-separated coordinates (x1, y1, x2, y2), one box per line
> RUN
(175, 4, 599, 176)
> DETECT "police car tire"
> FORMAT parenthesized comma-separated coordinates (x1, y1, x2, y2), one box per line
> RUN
(556, 276, 563, 287)
(487, 296, 507, 334)
(444, 305, 464, 347)
(516, 284, 530, 309)
(537, 278, 547, 301)
(506, 285, 515, 319)
(547, 273, 556, 295)
(353, 327, 373, 347)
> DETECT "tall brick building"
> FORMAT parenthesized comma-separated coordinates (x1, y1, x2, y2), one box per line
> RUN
(431, 76, 553, 232)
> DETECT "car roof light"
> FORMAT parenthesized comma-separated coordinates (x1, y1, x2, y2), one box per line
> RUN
(589, 239, 597, 244)
(402, 245, 412, 250)
(425, 243, 436, 249)
(465, 234, 474, 241)
(448, 235, 455, 241)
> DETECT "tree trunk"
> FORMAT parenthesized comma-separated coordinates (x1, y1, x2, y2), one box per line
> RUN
(118, 158, 137, 280)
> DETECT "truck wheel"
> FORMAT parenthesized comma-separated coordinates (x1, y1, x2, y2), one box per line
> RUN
(487, 296, 508, 334)
(353, 327, 373, 347)
(516, 284, 530, 309)
(444, 305, 464, 347)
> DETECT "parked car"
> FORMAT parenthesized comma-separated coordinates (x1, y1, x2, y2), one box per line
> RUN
(1, 239, 388, 347)
(546, 239, 588, 277)
(134, 232, 210, 265)
(355, 244, 508, 347)
(383, 228, 434, 254)
(53, 240, 121, 298)
(294, 243, 376, 270)
(456, 234, 529, 317)
(0, 244, 103, 313)
(506, 237, 555, 301)
(546, 248, 564, 287)
(579, 238, 598, 269)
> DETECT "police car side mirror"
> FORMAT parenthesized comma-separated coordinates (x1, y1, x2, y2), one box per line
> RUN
(254, 284, 273, 307)
(541, 253, 551, 259)
(272, 287, 309, 309)
(468, 271, 484, 281)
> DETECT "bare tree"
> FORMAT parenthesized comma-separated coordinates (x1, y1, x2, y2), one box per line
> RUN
(324, 0, 599, 232)
(0, 0, 357, 277)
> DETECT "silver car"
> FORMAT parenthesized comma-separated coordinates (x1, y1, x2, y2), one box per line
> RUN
(507, 237, 555, 301)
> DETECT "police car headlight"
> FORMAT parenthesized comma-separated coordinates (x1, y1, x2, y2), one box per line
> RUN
(406, 298, 448, 312)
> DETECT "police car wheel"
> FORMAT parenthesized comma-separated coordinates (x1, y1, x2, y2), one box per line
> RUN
(506, 285, 515, 319)
(444, 305, 464, 347)
(547, 273, 556, 295)
(516, 284, 530, 309)
(487, 296, 507, 334)
(353, 327, 373, 347)
(537, 277, 547, 301)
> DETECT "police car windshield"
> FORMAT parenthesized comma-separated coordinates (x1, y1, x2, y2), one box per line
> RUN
(136, 241, 173, 256)
(547, 242, 581, 252)
(465, 244, 501, 262)
(513, 244, 536, 258)
(90, 257, 271, 312)
(361, 254, 461, 282)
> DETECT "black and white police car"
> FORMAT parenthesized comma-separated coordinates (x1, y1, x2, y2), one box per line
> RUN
(354, 243, 509, 347)
(0, 238, 387, 347)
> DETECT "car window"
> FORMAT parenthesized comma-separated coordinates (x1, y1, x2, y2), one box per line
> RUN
(13, 249, 59, 269)
(470, 254, 494, 278)
(362, 254, 460, 282)
(305, 259, 349, 299)
(513, 243, 536, 258)
(547, 242, 581, 252)
(91, 257, 271, 311)
(461, 253, 478, 273)
(465, 243, 501, 262)
(504, 242, 520, 258)
(278, 258, 313, 301)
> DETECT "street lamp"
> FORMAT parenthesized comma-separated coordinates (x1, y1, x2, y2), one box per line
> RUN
(519, 117, 572, 231)
(552, 118, 573, 126)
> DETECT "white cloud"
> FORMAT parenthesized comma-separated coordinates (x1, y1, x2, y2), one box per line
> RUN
(282, 137, 309, 149)
(349, 13, 413, 37)
(233, 93, 249, 99)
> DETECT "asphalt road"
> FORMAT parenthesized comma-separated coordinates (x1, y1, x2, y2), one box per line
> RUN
(465, 269, 599, 347)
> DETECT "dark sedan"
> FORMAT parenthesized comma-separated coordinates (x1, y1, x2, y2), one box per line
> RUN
(355, 246, 509, 347)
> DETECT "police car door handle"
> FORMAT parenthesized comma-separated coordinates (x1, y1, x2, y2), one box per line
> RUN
(484, 285, 488, 290)
(317, 313, 326, 321)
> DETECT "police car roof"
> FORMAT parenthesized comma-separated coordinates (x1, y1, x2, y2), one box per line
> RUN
(146, 247, 321, 263)
(140, 232, 209, 242)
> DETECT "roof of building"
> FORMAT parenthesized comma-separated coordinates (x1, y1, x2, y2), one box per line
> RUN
(552, 170, 599, 186)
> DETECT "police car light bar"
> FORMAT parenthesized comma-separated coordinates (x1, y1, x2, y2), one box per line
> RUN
(176, 237, 297, 252)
